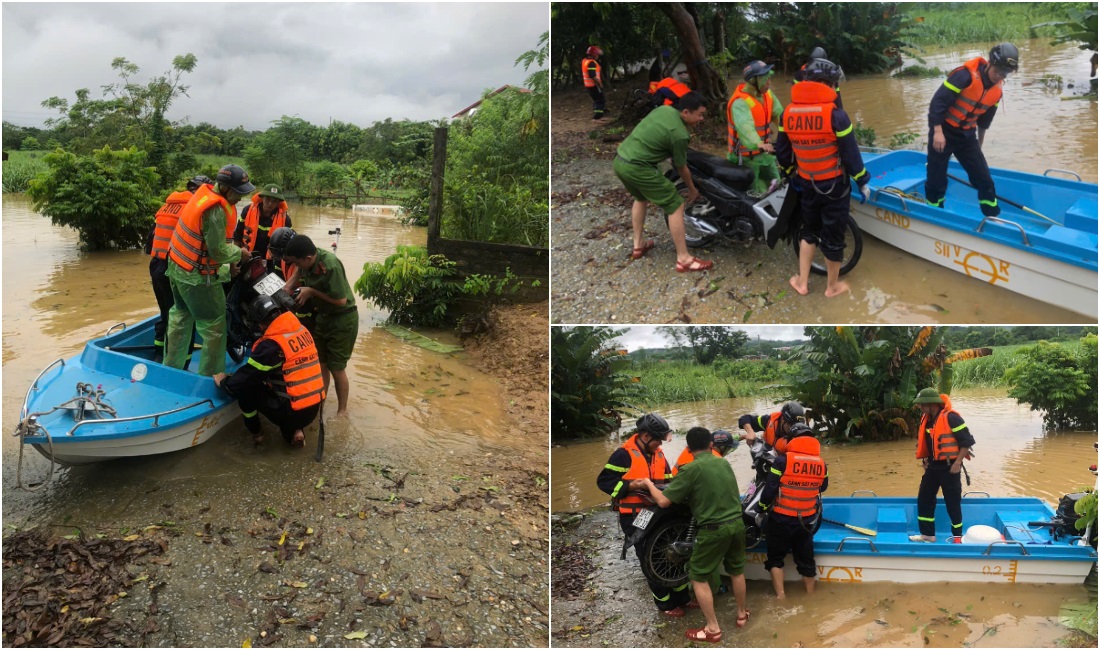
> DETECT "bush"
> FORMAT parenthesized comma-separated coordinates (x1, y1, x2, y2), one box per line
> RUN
(551, 326, 633, 441)
(354, 245, 465, 327)
(1003, 335, 1097, 430)
(2, 156, 48, 193)
(26, 146, 162, 250)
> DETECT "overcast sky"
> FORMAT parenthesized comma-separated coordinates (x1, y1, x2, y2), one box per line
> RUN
(2, 3, 547, 131)
(611, 326, 809, 351)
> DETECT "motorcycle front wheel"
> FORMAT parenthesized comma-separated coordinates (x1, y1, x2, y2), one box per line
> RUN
(638, 517, 692, 589)
(791, 213, 863, 276)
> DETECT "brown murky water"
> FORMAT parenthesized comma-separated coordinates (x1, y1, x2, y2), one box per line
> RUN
(1, 195, 511, 526)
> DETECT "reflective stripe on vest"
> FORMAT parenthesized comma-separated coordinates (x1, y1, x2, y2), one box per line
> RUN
(772, 450, 826, 518)
(613, 434, 671, 514)
(916, 395, 965, 462)
(727, 83, 774, 158)
(240, 195, 289, 256)
(150, 191, 193, 259)
(167, 184, 236, 275)
(582, 58, 602, 88)
(252, 312, 326, 410)
(784, 81, 843, 182)
(944, 58, 1002, 130)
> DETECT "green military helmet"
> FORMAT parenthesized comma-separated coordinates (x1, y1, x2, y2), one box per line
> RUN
(913, 388, 945, 404)
(257, 184, 285, 200)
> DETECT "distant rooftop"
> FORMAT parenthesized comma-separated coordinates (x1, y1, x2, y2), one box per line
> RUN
(452, 85, 531, 119)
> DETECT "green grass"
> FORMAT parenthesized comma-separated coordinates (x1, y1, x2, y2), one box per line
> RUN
(627, 359, 792, 405)
(903, 2, 1082, 46)
(950, 340, 1084, 389)
(2, 151, 48, 193)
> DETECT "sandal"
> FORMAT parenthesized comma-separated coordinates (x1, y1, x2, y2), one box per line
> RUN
(685, 599, 700, 609)
(630, 239, 656, 260)
(685, 628, 723, 643)
(736, 610, 751, 628)
(661, 607, 686, 618)
(676, 257, 713, 273)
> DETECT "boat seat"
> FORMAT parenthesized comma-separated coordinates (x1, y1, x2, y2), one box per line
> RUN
(1064, 197, 1098, 234)
(995, 511, 1044, 543)
(876, 507, 908, 533)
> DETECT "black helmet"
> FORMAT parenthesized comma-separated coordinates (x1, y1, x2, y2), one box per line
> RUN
(808, 46, 828, 62)
(780, 402, 806, 425)
(803, 59, 843, 86)
(989, 42, 1019, 73)
(215, 164, 255, 194)
(245, 294, 283, 335)
(742, 60, 774, 83)
(186, 175, 213, 192)
(711, 429, 738, 456)
(636, 413, 671, 438)
(786, 422, 814, 440)
(267, 226, 297, 260)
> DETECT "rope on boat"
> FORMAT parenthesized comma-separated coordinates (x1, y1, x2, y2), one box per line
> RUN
(13, 382, 118, 491)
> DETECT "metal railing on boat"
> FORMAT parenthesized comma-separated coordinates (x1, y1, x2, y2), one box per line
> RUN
(65, 398, 217, 436)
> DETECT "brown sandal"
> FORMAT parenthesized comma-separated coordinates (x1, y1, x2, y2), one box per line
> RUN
(676, 257, 713, 273)
(631, 239, 656, 260)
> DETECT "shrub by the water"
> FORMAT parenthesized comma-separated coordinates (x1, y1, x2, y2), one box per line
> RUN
(1003, 335, 1097, 430)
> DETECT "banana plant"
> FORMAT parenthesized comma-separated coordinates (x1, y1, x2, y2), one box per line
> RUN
(551, 327, 636, 442)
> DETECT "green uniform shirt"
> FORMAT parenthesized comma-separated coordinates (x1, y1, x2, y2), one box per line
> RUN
(731, 88, 783, 151)
(299, 248, 355, 315)
(661, 452, 742, 526)
(616, 105, 691, 168)
(166, 200, 243, 285)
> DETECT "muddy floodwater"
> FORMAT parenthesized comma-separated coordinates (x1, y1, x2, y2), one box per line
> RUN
(550, 38, 1096, 324)
(2, 195, 549, 647)
(550, 390, 1097, 647)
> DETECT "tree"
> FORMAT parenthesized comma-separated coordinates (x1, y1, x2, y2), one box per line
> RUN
(551, 326, 634, 442)
(658, 3, 728, 104)
(1003, 335, 1097, 430)
(26, 146, 162, 251)
(243, 116, 312, 190)
(657, 326, 749, 364)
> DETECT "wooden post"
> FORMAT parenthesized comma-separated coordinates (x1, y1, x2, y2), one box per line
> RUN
(427, 126, 448, 250)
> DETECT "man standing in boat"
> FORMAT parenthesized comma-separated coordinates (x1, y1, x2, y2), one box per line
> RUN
(234, 184, 292, 260)
(165, 164, 253, 376)
(911, 388, 976, 543)
(925, 43, 1019, 217)
(213, 295, 324, 447)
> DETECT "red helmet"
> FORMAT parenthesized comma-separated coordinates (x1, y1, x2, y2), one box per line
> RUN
(586, 45, 603, 57)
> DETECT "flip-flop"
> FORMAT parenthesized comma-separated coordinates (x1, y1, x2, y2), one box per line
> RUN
(736, 609, 751, 628)
(676, 257, 713, 273)
(685, 628, 723, 643)
(631, 239, 656, 260)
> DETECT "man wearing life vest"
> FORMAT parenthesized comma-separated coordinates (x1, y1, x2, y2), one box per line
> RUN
(793, 46, 844, 109)
(727, 60, 784, 197)
(596, 414, 692, 616)
(775, 58, 870, 299)
(642, 427, 750, 641)
(165, 164, 253, 376)
(650, 76, 691, 108)
(213, 295, 324, 447)
(234, 184, 293, 260)
(582, 45, 607, 121)
(613, 92, 712, 273)
(757, 423, 828, 598)
(739, 401, 806, 457)
(925, 43, 1018, 217)
(911, 388, 976, 543)
(672, 429, 737, 475)
(145, 175, 210, 362)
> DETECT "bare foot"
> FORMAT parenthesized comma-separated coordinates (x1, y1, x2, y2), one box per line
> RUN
(335, 409, 349, 417)
(789, 276, 809, 296)
(291, 430, 305, 448)
(775, 592, 786, 600)
(824, 281, 850, 298)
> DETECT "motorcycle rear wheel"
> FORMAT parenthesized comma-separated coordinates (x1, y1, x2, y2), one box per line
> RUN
(791, 213, 863, 276)
(638, 518, 692, 588)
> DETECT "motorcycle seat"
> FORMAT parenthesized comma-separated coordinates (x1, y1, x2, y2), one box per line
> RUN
(686, 150, 754, 191)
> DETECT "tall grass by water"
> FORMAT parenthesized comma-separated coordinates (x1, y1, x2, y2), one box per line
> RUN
(2, 150, 49, 193)
(629, 359, 792, 406)
(950, 340, 1083, 388)
(905, 3, 1081, 46)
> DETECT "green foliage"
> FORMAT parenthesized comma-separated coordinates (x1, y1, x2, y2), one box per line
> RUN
(907, 2, 1086, 46)
(354, 245, 464, 327)
(307, 161, 350, 196)
(1074, 491, 1097, 533)
(1002, 335, 1098, 430)
(852, 122, 877, 148)
(888, 131, 919, 149)
(551, 326, 634, 441)
(26, 146, 162, 251)
(21, 136, 41, 150)
(656, 326, 749, 365)
(630, 358, 794, 405)
(892, 65, 944, 78)
(2, 155, 48, 193)
(462, 268, 524, 298)
(244, 116, 311, 190)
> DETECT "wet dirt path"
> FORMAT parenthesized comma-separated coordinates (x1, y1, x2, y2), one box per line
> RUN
(2, 195, 550, 647)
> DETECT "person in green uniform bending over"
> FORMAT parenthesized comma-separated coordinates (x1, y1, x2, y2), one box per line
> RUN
(642, 427, 750, 644)
(613, 91, 711, 273)
(280, 233, 358, 415)
(164, 164, 253, 376)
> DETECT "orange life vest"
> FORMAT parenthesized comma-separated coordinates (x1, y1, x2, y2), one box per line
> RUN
(167, 184, 237, 275)
(613, 434, 672, 514)
(759, 411, 791, 456)
(772, 436, 826, 518)
(944, 57, 1003, 130)
(240, 195, 289, 256)
(582, 57, 602, 88)
(652, 77, 690, 105)
(727, 83, 775, 158)
(252, 312, 326, 410)
(915, 394, 970, 462)
(783, 80, 843, 183)
(149, 190, 193, 260)
(671, 446, 721, 476)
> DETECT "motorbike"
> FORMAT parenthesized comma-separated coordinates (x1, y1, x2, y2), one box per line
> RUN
(664, 148, 863, 276)
(225, 255, 296, 362)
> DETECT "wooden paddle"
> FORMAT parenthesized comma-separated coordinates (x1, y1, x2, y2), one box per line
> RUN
(314, 400, 325, 462)
(821, 517, 877, 536)
(945, 173, 1060, 225)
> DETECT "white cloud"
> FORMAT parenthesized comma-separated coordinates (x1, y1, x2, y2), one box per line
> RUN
(612, 326, 808, 351)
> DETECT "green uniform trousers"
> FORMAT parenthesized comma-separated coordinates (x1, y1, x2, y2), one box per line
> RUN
(165, 278, 228, 376)
(731, 152, 780, 196)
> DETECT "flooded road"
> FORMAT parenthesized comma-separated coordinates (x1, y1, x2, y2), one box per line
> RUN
(551, 389, 1097, 648)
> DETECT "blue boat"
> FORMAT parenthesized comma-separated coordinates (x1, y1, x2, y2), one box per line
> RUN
(850, 149, 1098, 319)
(14, 316, 244, 466)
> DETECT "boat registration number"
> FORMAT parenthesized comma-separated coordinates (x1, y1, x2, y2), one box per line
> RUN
(252, 273, 286, 297)
(633, 509, 654, 530)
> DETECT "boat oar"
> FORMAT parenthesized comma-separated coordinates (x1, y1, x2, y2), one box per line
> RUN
(945, 173, 1060, 225)
(821, 517, 877, 536)
(314, 400, 325, 462)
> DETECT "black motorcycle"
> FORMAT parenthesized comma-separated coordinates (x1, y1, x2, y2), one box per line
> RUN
(225, 256, 296, 362)
(664, 148, 863, 276)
